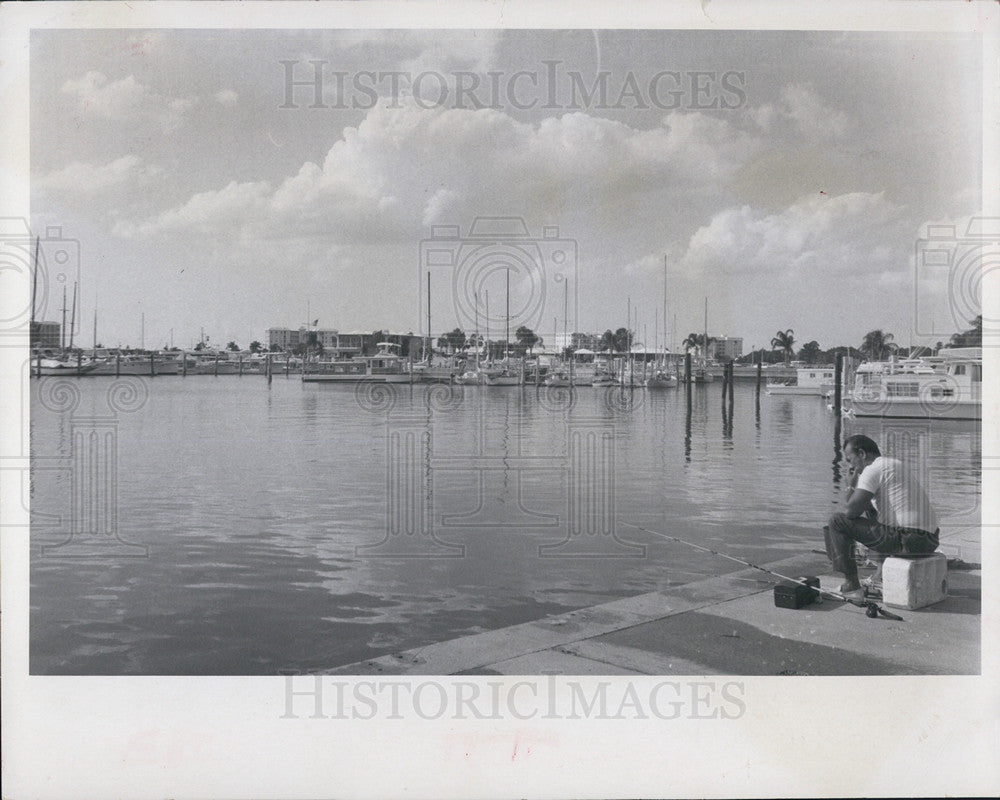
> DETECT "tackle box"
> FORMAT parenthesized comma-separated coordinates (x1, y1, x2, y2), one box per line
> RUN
(773, 576, 820, 609)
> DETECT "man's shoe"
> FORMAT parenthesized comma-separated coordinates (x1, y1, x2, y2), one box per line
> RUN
(861, 575, 883, 598)
(839, 582, 865, 602)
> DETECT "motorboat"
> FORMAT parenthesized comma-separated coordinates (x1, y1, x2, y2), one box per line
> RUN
(302, 342, 411, 383)
(767, 367, 837, 396)
(844, 347, 981, 420)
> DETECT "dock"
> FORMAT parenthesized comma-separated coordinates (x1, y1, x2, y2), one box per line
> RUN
(326, 544, 981, 677)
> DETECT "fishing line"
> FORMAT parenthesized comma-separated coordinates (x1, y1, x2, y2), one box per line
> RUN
(622, 522, 904, 621)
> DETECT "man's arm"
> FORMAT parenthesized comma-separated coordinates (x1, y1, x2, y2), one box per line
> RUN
(845, 487, 876, 519)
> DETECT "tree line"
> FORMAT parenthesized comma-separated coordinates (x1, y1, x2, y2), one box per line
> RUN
(168, 316, 983, 362)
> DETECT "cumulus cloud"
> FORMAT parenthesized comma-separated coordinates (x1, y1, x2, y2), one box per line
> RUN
(749, 82, 850, 141)
(119, 100, 761, 242)
(114, 180, 272, 237)
(677, 191, 910, 281)
(61, 71, 197, 133)
(37, 155, 164, 195)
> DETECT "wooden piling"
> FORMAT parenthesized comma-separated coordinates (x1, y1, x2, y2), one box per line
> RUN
(728, 362, 735, 418)
(150, 352, 155, 377)
(77, 351, 83, 376)
(834, 355, 843, 416)
(684, 352, 692, 385)
(214, 352, 219, 377)
(756, 352, 762, 391)
(238, 355, 243, 377)
(115, 351, 121, 378)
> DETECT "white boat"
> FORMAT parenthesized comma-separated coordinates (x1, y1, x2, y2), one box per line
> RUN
(410, 359, 456, 383)
(87, 353, 182, 376)
(302, 342, 410, 383)
(543, 368, 573, 387)
(844, 347, 981, 420)
(481, 362, 521, 386)
(767, 367, 837, 396)
(645, 369, 678, 389)
(453, 370, 483, 385)
(693, 364, 715, 383)
(34, 356, 100, 376)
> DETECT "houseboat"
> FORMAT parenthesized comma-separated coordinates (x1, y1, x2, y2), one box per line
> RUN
(302, 342, 410, 383)
(845, 347, 981, 420)
(767, 366, 837, 396)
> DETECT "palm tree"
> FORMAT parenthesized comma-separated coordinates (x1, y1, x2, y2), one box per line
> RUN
(770, 329, 795, 365)
(612, 327, 632, 353)
(797, 340, 821, 364)
(860, 330, 896, 361)
(949, 315, 982, 348)
(682, 333, 716, 357)
(515, 325, 540, 355)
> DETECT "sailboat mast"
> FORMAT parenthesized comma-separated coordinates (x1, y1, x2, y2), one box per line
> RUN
(662, 255, 667, 366)
(60, 285, 67, 350)
(68, 282, 77, 349)
(30, 236, 39, 330)
(505, 268, 510, 361)
(703, 297, 708, 363)
(474, 291, 480, 369)
(627, 296, 632, 380)
(654, 309, 659, 371)
(563, 278, 568, 359)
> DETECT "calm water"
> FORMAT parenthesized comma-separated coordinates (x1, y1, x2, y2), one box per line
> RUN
(29, 375, 981, 674)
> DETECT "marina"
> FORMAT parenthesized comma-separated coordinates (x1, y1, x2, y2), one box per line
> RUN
(10, 16, 996, 798)
(29, 375, 981, 675)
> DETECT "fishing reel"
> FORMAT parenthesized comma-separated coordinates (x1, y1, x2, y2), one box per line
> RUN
(863, 601, 903, 621)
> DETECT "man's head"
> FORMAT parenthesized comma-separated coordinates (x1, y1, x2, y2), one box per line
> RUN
(843, 434, 881, 471)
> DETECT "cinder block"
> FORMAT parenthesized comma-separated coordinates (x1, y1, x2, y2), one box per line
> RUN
(882, 553, 948, 610)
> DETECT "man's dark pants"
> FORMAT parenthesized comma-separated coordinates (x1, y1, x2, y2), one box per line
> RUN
(825, 513, 939, 582)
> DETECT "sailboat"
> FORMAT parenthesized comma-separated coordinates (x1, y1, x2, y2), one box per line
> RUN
(482, 269, 520, 386)
(410, 271, 456, 382)
(646, 259, 677, 389)
(694, 297, 715, 383)
(454, 291, 484, 385)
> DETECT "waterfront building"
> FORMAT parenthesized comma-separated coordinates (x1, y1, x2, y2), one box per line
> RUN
(267, 327, 301, 352)
(712, 336, 743, 361)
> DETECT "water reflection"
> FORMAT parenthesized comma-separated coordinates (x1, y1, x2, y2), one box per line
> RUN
(29, 378, 982, 674)
(831, 414, 844, 491)
(684, 391, 693, 463)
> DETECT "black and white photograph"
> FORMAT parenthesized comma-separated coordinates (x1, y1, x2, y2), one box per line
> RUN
(2, 2, 997, 798)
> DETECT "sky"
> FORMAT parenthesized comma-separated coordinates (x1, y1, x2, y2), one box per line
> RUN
(29, 27, 986, 352)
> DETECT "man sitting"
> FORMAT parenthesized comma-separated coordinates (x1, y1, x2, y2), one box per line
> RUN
(826, 434, 940, 598)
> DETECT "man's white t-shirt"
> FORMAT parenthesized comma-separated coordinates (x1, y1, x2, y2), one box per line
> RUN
(856, 456, 938, 532)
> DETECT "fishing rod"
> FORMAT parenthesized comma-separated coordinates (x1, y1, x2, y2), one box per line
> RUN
(622, 522, 904, 621)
